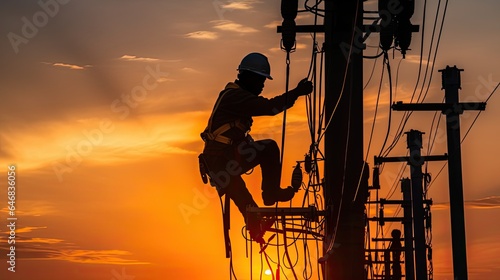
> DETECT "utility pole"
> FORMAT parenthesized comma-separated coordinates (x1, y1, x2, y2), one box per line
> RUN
(401, 178, 415, 280)
(276, 1, 419, 279)
(441, 66, 468, 280)
(323, 0, 366, 279)
(406, 130, 428, 280)
(277, 0, 367, 278)
(392, 66, 487, 280)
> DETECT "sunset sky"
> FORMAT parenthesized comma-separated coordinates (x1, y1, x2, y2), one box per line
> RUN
(0, 0, 499, 279)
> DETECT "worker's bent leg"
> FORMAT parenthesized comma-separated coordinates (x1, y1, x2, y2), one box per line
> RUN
(226, 174, 258, 217)
(238, 139, 294, 205)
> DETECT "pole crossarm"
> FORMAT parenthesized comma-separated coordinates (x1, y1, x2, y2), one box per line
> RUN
(374, 154, 448, 165)
(366, 199, 433, 205)
(277, 25, 419, 34)
(246, 206, 325, 222)
(367, 217, 405, 222)
(392, 101, 486, 113)
(267, 227, 324, 239)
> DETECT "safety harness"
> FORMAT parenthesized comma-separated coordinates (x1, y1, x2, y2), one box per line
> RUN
(200, 83, 250, 145)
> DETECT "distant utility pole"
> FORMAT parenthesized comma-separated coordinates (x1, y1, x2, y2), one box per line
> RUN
(393, 66, 487, 280)
(406, 130, 428, 280)
(374, 130, 446, 280)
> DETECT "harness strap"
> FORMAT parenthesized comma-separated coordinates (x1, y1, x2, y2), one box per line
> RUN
(202, 83, 249, 145)
(205, 121, 248, 145)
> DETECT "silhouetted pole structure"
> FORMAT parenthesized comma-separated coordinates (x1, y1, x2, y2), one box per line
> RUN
(324, 0, 366, 279)
(406, 130, 427, 280)
(440, 66, 468, 280)
(392, 65, 487, 280)
(401, 178, 415, 280)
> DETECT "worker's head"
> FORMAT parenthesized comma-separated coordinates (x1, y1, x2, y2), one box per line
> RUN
(237, 52, 272, 95)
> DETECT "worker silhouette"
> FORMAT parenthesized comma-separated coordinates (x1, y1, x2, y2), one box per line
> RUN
(200, 52, 312, 242)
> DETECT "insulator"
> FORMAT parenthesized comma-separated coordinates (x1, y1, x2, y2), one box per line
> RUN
(373, 167, 380, 189)
(379, 19, 394, 51)
(379, 207, 385, 226)
(291, 162, 302, 191)
(426, 211, 432, 229)
(304, 153, 312, 173)
(281, 0, 298, 20)
(400, 0, 415, 20)
(281, 19, 296, 53)
(378, 0, 390, 16)
(396, 18, 412, 58)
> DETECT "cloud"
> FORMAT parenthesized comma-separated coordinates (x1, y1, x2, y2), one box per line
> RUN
(434, 196, 500, 210)
(21, 237, 65, 244)
(0, 233, 148, 264)
(47, 249, 150, 265)
(156, 77, 175, 83)
(269, 43, 308, 52)
(184, 31, 218, 40)
(403, 54, 433, 65)
(467, 196, 500, 209)
(1, 201, 56, 217)
(221, 0, 258, 10)
(15, 226, 48, 234)
(119, 55, 160, 62)
(212, 20, 258, 33)
(222, 3, 250, 10)
(182, 67, 200, 73)
(265, 20, 282, 29)
(47, 62, 89, 70)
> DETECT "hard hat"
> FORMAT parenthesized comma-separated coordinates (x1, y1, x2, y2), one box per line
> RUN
(237, 52, 273, 80)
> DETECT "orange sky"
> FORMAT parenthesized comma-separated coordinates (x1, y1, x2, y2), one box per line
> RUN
(1, 0, 499, 279)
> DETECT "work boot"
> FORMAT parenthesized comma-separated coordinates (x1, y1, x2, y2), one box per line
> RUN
(262, 186, 295, 206)
(247, 217, 275, 244)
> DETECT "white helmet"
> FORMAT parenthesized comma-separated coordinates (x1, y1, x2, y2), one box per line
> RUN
(237, 52, 273, 80)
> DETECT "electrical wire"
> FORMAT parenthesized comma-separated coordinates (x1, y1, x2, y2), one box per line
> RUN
(353, 54, 386, 201)
(363, 46, 382, 90)
(219, 197, 239, 280)
(381, 0, 428, 157)
(377, 52, 394, 157)
(416, 0, 443, 104)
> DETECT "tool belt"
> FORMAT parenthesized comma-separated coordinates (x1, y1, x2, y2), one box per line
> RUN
(198, 153, 225, 195)
(198, 153, 210, 185)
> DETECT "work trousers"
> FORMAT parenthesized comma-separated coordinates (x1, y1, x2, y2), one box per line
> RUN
(204, 138, 281, 218)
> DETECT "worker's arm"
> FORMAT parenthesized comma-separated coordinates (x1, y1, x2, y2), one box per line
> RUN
(234, 79, 313, 117)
